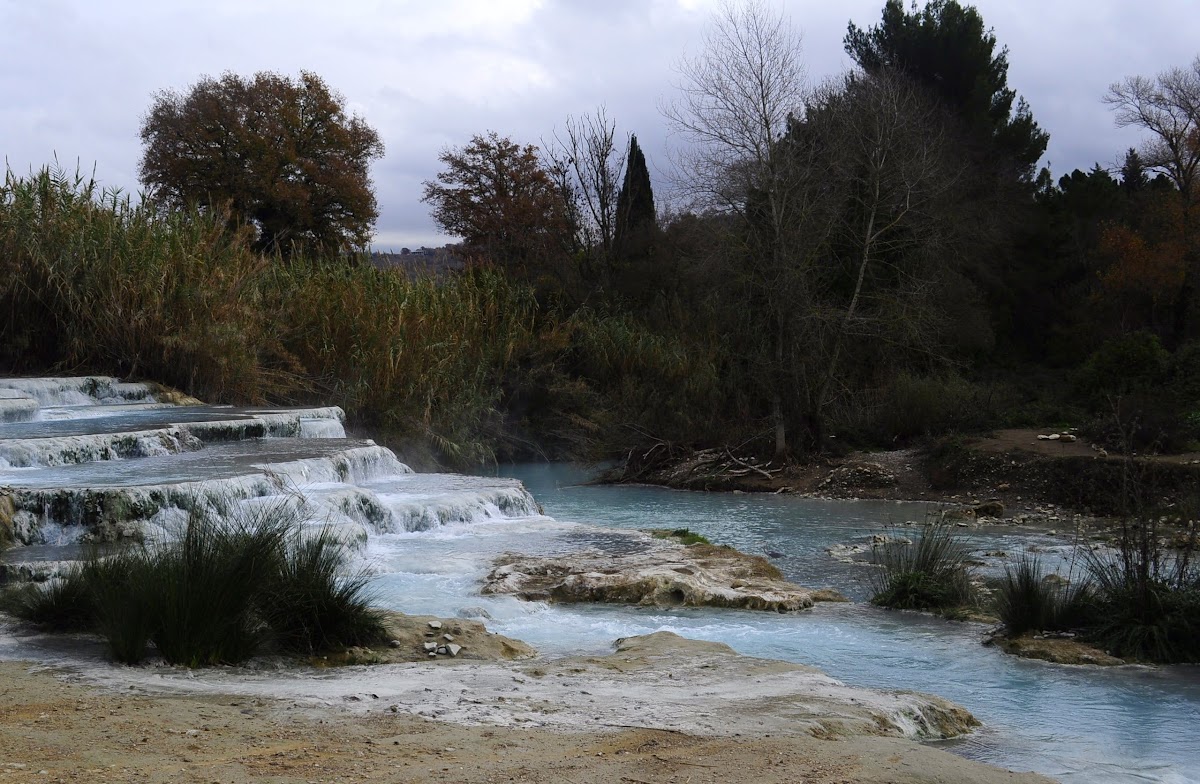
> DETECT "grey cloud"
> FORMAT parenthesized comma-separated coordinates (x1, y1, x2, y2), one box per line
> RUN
(4, 1, 1199, 247)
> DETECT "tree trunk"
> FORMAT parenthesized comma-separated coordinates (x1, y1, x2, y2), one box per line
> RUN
(773, 392, 787, 459)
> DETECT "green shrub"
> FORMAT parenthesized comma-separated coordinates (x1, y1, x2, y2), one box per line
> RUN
(1082, 392, 1199, 455)
(867, 371, 991, 442)
(870, 523, 974, 611)
(922, 435, 973, 491)
(1169, 340, 1200, 402)
(1074, 331, 1169, 409)
(994, 554, 1094, 637)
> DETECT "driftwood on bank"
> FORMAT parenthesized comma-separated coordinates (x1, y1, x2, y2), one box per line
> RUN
(609, 441, 783, 489)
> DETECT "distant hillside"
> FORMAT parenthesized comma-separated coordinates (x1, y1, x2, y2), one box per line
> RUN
(369, 246, 464, 277)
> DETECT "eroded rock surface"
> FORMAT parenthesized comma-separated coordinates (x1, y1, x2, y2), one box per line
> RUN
(353, 611, 536, 663)
(989, 633, 1124, 666)
(482, 532, 843, 611)
(566, 631, 981, 740)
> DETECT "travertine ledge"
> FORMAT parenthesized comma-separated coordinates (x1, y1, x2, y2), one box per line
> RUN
(482, 531, 845, 611)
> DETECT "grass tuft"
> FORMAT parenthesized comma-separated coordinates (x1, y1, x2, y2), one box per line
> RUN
(0, 502, 386, 666)
(870, 522, 974, 611)
(651, 528, 713, 546)
(1084, 549, 1200, 663)
(994, 554, 1094, 637)
(263, 526, 385, 653)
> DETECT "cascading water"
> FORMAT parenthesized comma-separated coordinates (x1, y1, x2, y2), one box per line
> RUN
(2, 380, 1198, 783)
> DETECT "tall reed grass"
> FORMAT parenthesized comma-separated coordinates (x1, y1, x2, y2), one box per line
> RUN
(0, 167, 541, 463)
(0, 165, 725, 464)
(0, 167, 293, 402)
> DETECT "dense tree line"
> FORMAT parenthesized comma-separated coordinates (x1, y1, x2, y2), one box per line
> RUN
(5, 0, 1198, 467)
(418, 0, 1200, 462)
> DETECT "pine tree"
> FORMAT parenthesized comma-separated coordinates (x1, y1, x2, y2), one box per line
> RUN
(845, 0, 1048, 180)
(1120, 148, 1149, 195)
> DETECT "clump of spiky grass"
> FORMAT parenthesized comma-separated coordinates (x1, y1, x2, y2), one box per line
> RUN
(994, 554, 1094, 637)
(262, 526, 384, 653)
(870, 523, 974, 611)
(0, 570, 96, 631)
(1084, 544, 1200, 663)
(0, 502, 386, 666)
(140, 506, 294, 667)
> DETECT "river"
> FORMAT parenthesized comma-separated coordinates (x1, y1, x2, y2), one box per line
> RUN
(360, 462, 1200, 784)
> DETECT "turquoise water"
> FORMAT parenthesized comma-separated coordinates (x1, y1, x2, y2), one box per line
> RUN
(366, 463, 1200, 784)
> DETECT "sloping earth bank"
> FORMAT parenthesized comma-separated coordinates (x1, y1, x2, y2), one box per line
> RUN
(608, 429, 1200, 518)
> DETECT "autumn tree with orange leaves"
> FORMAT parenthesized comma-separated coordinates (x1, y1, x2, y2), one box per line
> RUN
(1096, 202, 1189, 333)
(422, 132, 574, 286)
(139, 71, 384, 258)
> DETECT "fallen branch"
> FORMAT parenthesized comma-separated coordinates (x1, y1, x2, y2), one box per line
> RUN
(599, 723, 686, 734)
(725, 448, 777, 480)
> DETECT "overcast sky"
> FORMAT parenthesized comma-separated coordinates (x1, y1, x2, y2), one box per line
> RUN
(4, 1, 1198, 249)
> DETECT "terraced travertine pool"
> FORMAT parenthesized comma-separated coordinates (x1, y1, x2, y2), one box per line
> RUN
(1, 377, 1197, 784)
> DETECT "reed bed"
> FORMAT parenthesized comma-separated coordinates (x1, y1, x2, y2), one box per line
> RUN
(1, 166, 721, 464)
(0, 167, 541, 463)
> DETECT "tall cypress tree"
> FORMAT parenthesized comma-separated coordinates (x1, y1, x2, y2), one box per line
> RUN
(613, 135, 656, 258)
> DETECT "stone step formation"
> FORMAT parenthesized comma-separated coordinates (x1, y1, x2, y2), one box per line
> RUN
(0, 377, 539, 581)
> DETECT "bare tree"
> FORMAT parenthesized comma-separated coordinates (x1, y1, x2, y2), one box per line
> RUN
(663, 0, 807, 214)
(662, 1, 966, 455)
(1106, 56, 1200, 339)
(1105, 57, 1200, 207)
(550, 108, 624, 256)
(663, 0, 816, 457)
(801, 71, 964, 443)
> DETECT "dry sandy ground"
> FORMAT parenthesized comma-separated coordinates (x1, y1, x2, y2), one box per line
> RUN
(0, 661, 1049, 784)
(0, 630, 1054, 784)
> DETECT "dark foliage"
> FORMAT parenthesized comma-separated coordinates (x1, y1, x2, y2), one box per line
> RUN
(139, 70, 384, 257)
(845, 0, 1048, 179)
(613, 134, 657, 260)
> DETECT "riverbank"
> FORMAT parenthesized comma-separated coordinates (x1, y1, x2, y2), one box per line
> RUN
(602, 429, 1200, 520)
(0, 632, 1053, 784)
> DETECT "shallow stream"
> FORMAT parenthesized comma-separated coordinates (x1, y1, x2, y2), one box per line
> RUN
(2, 382, 1197, 784)
(361, 463, 1200, 784)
